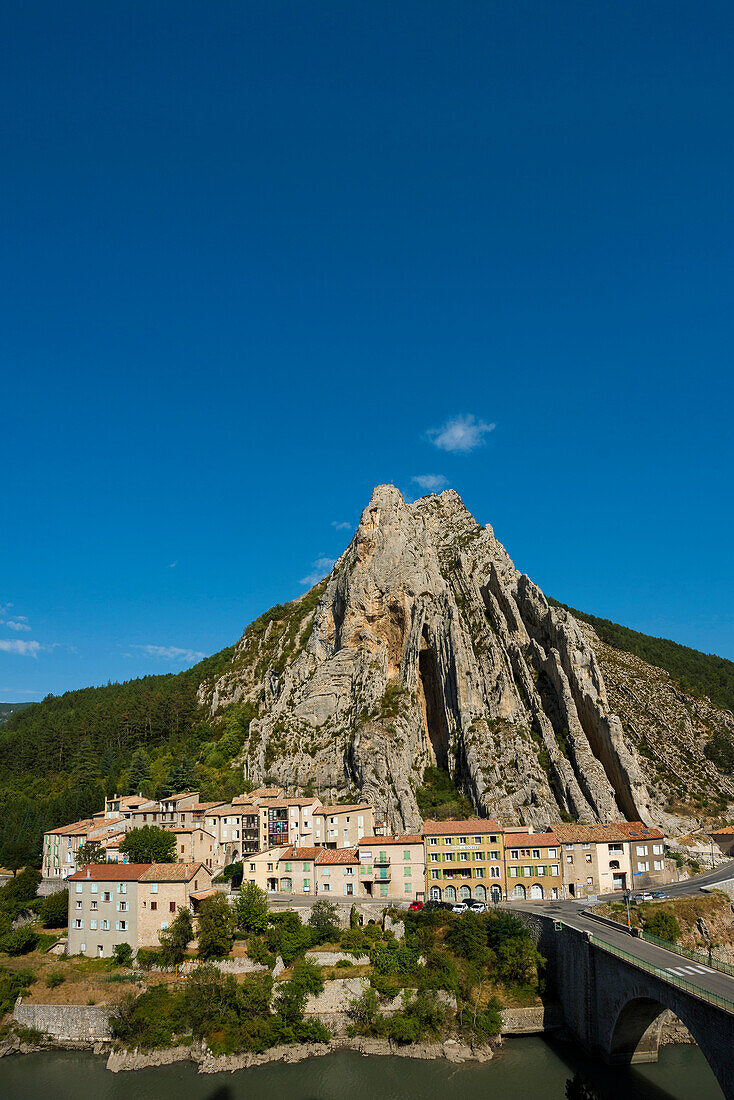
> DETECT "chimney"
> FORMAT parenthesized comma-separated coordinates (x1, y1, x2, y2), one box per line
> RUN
(86, 869, 90, 879)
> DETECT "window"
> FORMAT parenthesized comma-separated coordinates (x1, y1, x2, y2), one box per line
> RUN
(608, 844, 623, 853)
(118, 883, 126, 894)
(91, 901, 98, 910)
(473, 851, 483, 861)
(459, 853, 469, 862)
(459, 836, 467, 844)
(585, 855, 592, 863)
(431, 870, 440, 880)
(150, 882, 158, 894)
(548, 848, 557, 859)
(490, 866, 501, 878)
(567, 856, 573, 863)
(636, 846, 648, 857)
(489, 850, 500, 860)
(151, 901, 157, 911)
(116, 920, 127, 931)
(473, 836, 482, 844)
(566, 844, 574, 851)
(653, 845, 663, 856)
(430, 853, 439, 863)
(582, 842, 590, 850)
(403, 850, 410, 860)
(653, 860, 664, 871)
(551, 865, 559, 876)
(160, 921, 168, 930)
(249, 864, 255, 872)
(532, 849, 540, 859)
(90, 920, 97, 930)
(429, 838, 437, 846)
(73, 919, 83, 929)
(303, 862, 310, 871)
(474, 867, 485, 878)
(639, 861, 649, 872)
(75, 884, 83, 893)
(523, 866, 531, 877)
(91, 884, 98, 894)
(101, 920, 109, 930)
(537, 866, 545, 876)
(76, 900, 82, 910)
(510, 849, 519, 859)
(103, 892, 111, 902)
(304, 878, 310, 890)
(117, 901, 128, 912)
(169, 902, 176, 913)
(489, 835, 498, 843)
(404, 866, 411, 877)
(586, 877, 593, 885)
(509, 867, 518, 877)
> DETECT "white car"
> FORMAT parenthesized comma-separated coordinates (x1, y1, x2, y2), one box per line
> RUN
(468, 901, 488, 913)
(632, 891, 653, 902)
(450, 901, 469, 914)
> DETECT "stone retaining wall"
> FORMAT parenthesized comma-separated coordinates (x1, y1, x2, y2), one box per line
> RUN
(305, 951, 370, 966)
(13, 999, 112, 1041)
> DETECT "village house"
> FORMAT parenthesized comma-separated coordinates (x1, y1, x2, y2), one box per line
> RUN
(504, 831, 563, 901)
(709, 826, 734, 858)
(66, 862, 213, 958)
(315, 847, 360, 897)
(553, 824, 633, 898)
(243, 846, 291, 892)
(313, 803, 373, 848)
(158, 791, 200, 826)
(165, 826, 220, 869)
(423, 819, 505, 904)
(276, 846, 321, 894)
(611, 822, 671, 889)
(356, 835, 425, 901)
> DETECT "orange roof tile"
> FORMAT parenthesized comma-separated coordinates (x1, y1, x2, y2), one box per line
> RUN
(422, 819, 501, 836)
(281, 846, 322, 860)
(316, 847, 360, 864)
(315, 803, 372, 815)
(553, 824, 629, 843)
(139, 862, 210, 882)
(610, 821, 665, 840)
(358, 835, 423, 846)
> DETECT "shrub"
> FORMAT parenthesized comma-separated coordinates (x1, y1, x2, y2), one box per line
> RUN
(159, 908, 193, 966)
(113, 943, 134, 967)
(266, 911, 313, 965)
(349, 904, 359, 930)
(643, 908, 681, 943)
(0, 926, 39, 956)
(0, 965, 35, 1017)
(135, 948, 162, 970)
(45, 971, 65, 989)
(40, 889, 68, 929)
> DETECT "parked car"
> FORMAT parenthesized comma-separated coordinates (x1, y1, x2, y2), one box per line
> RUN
(450, 901, 469, 914)
(651, 891, 669, 900)
(468, 901, 487, 913)
(408, 900, 424, 912)
(632, 891, 654, 902)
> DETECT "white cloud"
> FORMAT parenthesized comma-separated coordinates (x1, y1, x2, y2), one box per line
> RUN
(168, 561, 178, 568)
(0, 604, 14, 617)
(300, 557, 335, 587)
(5, 620, 31, 632)
(131, 644, 206, 663)
(426, 414, 495, 454)
(0, 639, 42, 658)
(331, 521, 352, 532)
(412, 474, 448, 493)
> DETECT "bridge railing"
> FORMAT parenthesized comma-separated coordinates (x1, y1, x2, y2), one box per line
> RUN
(590, 934, 734, 1015)
(639, 930, 734, 979)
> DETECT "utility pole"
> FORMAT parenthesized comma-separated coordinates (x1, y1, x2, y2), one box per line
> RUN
(624, 889, 632, 933)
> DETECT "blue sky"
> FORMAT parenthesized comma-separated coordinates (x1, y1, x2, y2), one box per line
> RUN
(2, 2, 733, 701)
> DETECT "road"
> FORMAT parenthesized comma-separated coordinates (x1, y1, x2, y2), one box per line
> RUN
(510, 859, 734, 1009)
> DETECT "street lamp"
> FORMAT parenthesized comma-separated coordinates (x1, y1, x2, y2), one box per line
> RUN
(624, 889, 632, 933)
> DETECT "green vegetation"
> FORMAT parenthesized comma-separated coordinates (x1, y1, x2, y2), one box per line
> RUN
(0, 965, 35, 1017)
(110, 964, 330, 1054)
(197, 893, 235, 959)
(416, 766, 474, 821)
(704, 733, 734, 775)
(549, 598, 734, 713)
(234, 882, 269, 935)
(159, 907, 194, 965)
(0, 926, 39, 956)
(75, 842, 107, 867)
(39, 888, 68, 929)
(641, 907, 681, 942)
(119, 825, 176, 864)
(113, 943, 134, 967)
(0, 703, 31, 726)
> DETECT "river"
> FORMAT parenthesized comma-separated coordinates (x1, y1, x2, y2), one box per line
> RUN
(0, 1040, 724, 1100)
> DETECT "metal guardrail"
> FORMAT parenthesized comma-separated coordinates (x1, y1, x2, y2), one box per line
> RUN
(639, 930, 734, 978)
(589, 933, 734, 1015)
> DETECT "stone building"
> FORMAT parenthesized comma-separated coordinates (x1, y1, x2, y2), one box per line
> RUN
(67, 862, 213, 958)
(314, 847, 360, 897)
(313, 803, 373, 848)
(504, 831, 562, 901)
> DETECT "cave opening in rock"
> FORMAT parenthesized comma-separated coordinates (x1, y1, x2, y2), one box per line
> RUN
(418, 629, 450, 770)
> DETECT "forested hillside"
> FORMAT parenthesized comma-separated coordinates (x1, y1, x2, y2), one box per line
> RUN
(549, 600, 734, 713)
(0, 702, 31, 726)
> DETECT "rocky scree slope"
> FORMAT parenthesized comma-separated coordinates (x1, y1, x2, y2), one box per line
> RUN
(198, 486, 732, 833)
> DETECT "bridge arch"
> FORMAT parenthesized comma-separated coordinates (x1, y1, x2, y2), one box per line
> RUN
(608, 993, 727, 1097)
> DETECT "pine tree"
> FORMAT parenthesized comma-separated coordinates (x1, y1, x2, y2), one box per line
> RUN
(126, 749, 152, 795)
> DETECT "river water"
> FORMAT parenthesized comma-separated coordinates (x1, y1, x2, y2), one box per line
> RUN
(0, 1040, 724, 1100)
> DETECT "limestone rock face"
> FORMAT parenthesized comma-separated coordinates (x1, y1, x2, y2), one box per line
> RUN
(198, 485, 727, 832)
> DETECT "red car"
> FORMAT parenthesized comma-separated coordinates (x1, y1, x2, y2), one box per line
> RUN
(408, 900, 424, 911)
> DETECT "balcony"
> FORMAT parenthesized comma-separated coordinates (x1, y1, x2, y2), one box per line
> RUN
(373, 855, 391, 866)
(361, 867, 391, 882)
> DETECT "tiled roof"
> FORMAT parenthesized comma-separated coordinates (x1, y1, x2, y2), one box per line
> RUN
(139, 862, 209, 882)
(280, 846, 322, 860)
(249, 787, 284, 799)
(164, 826, 209, 835)
(267, 798, 320, 808)
(358, 835, 423, 846)
(552, 824, 629, 843)
(47, 816, 122, 836)
(161, 791, 198, 803)
(191, 802, 227, 813)
(316, 847, 359, 864)
(202, 806, 237, 817)
(505, 832, 559, 846)
(610, 821, 665, 841)
(189, 889, 219, 901)
(232, 795, 259, 805)
(68, 864, 152, 881)
(709, 827, 734, 836)
(315, 803, 372, 815)
(422, 819, 502, 836)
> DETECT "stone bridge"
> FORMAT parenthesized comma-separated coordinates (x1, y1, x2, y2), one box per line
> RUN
(517, 911, 734, 1099)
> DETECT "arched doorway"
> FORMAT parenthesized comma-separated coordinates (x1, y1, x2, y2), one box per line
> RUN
(490, 884, 502, 904)
(429, 886, 441, 900)
(530, 883, 543, 900)
(459, 885, 471, 900)
(444, 885, 457, 901)
(475, 884, 487, 900)
(512, 883, 526, 900)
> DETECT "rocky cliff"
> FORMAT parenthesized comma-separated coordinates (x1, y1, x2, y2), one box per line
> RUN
(198, 486, 733, 833)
